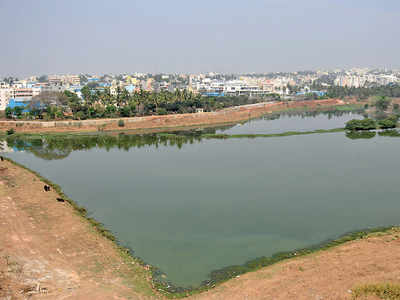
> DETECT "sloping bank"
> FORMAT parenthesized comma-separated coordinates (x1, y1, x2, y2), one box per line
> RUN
(0, 99, 350, 133)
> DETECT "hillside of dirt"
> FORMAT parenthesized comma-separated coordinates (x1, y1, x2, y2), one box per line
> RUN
(0, 159, 158, 300)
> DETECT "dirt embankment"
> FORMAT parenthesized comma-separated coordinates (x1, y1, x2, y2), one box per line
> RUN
(0, 99, 347, 134)
(191, 231, 400, 300)
(2, 159, 400, 300)
(0, 160, 158, 300)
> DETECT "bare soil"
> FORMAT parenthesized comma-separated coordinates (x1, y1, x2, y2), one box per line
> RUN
(190, 230, 400, 300)
(0, 160, 158, 300)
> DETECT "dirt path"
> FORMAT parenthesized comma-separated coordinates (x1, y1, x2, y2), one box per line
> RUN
(2, 158, 400, 300)
(0, 159, 159, 300)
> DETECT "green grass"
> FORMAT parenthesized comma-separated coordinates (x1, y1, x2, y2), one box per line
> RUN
(201, 128, 345, 139)
(352, 283, 400, 300)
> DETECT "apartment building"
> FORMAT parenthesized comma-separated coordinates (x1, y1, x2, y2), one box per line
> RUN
(0, 87, 11, 110)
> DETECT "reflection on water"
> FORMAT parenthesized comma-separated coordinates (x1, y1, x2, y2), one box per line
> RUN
(218, 110, 364, 134)
(1, 111, 368, 160)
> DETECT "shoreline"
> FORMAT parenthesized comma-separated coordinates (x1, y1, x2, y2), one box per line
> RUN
(0, 98, 357, 134)
(2, 156, 400, 299)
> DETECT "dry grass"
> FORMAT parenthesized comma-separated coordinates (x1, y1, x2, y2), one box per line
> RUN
(352, 283, 400, 300)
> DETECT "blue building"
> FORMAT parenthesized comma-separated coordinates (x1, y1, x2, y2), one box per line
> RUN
(7, 98, 45, 113)
(296, 91, 326, 97)
(202, 92, 225, 97)
(125, 84, 135, 93)
(7, 99, 30, 112)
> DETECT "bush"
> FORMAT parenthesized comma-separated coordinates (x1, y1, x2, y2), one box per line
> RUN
(345, 118, 377, 131)
(118, 119, 125, 127)
(6, 128, 15, 135)
(375, 96, 391, 111)
(378, 116, 398, 129)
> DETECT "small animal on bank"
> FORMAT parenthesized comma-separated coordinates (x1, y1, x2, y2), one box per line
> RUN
(43, 185, 51, 192)
(56, 198, 65, 202)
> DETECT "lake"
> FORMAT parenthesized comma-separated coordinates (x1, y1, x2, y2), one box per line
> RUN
(216, 111, 363, 134)
(2, 113, 399, 288)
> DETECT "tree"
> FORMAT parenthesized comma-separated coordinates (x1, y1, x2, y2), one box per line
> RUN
(38, 75, 48, 83)
(5, 107, 13, 119)
(81, 86, 92, 103)
(375, 96, 391, 111)
(13, 106, 24, 118)
(378, 115, 398, 129)
(345, 118, 377, 131)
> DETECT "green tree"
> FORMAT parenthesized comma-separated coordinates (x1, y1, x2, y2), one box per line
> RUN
(13, 106, 23, 118)
(378, 115, 398, 129)
(5, 107, 13, 119)
(345, 118, 377, 131)
(375, 96, 391, 111)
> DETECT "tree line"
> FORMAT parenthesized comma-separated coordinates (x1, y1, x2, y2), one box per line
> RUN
(4, 88, 269, 120)
(311, 84, 400, 100)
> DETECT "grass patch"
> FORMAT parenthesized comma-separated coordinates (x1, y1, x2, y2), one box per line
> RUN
(201, 128, 345, 140)
(352, 283, 400, 299)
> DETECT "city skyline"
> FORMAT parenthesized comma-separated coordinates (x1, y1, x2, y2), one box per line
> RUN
(1, 0, 400, 77)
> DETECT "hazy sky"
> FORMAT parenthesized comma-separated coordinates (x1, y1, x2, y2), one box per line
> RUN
(1, 0, 399, 77)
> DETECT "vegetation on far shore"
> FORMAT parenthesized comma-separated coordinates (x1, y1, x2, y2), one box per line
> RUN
(344, 96, 399, 131)
(5, 89, 279, 121)
(3, 82, 400, 122)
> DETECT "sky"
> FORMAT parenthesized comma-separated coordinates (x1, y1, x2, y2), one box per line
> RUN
(1, 0, 399, 77)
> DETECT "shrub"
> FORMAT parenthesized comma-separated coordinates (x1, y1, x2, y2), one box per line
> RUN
(378, 116, 398, 129)
(345, 118, 377, 131)
(6, 128, 15, 135)
(118, 119, 125, 127)
(375, 96, 391, 111)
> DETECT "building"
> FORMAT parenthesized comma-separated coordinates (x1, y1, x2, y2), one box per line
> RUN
(6, 98, 30, 112)
(224, 80, 266, 96)
(48, 75, 63, 85)
(10, 88, 33, 101)
(0, 87, 11, 110)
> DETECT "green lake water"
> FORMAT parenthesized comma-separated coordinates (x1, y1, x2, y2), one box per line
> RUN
(2, 114, 399, 287)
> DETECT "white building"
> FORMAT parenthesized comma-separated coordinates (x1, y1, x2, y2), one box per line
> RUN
(0, 86, 11, 110)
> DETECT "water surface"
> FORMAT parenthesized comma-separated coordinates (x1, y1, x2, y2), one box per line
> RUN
(2, 116, 399, 287)
(217, 111, 363, 134)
